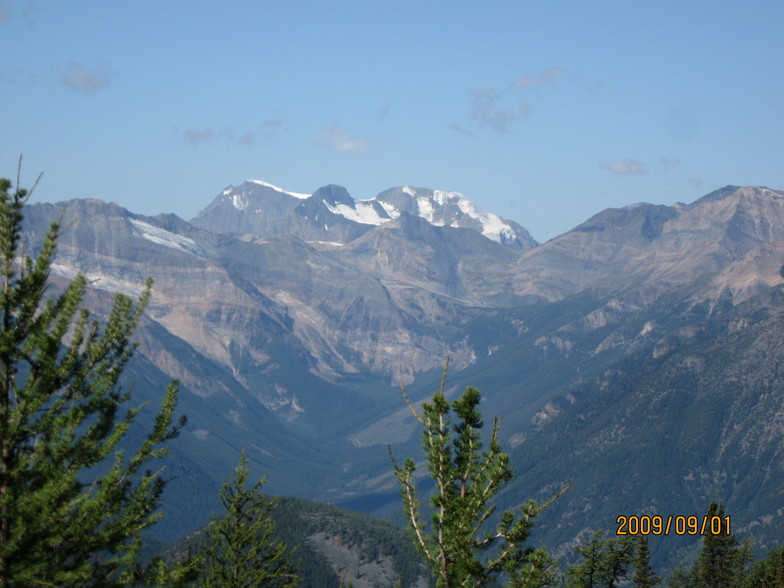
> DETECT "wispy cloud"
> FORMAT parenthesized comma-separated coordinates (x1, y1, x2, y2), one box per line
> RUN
(468, 88, 517, 133)
(688, 177, 704, 187)
(457, 67, 566, 133)
(60, 61, 115, 93)
(180, 118, 287, 148)
(513, 67, 566, 88)
(1, 2, 38, 27)
(236, 130, 256, 148)
(182, 127, 227, 147)
(599, 158, 646, 175)
(313, 125, 367, 153)
(448, 122, 474, 137)
(238, 118, 288, 147)
(659, 157, 681, 171)
(260, 117, 287, 136)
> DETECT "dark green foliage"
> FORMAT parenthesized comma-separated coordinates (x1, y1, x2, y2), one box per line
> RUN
(741, 545, 784, 588)
(389, 361, 560, 587)
(0, 173, 185, 585)
(664, 502, 759, 587)
(632, 535, 662, 587)
(565, 529, 634, 587)
(274, 496, 430, 587)
(665, 565, 699, 588)
(161, 493, 428, 587)
(695, 502, 745, 588)
(198, 450, 300, 587)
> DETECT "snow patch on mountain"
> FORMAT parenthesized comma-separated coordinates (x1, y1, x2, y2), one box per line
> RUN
(231, 193, 250, 211)
(319, 185, 524, 245)
(129, 218, 206, 257)
(247, 179, 310, 199)
(51, 262, 146, 297)
(377, 201, 401, 219)
(447, 192, 519, 243)
(323, 200, 388, 226)
(308, 240, 345, 248)
(395, 187, 520, 245)
(415, 195, 436, 223)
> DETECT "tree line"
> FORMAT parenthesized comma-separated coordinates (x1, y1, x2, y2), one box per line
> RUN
(0, 171, 781, 586)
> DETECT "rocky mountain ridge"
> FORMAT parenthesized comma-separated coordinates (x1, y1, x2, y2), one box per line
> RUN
(191, 179, 538, 249)
(31, 183, 784, 412)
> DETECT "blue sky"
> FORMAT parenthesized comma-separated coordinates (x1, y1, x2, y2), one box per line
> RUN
(2, 0, 783, 242)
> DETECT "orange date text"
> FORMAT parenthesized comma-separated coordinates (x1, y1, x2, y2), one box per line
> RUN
(615, 515, 731, 536)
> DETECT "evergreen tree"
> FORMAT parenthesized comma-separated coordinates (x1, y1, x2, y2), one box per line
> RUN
(388, 359, 564, 587)
(632, 535, 661, 587)
(566, 531, 604, 588)
(666, 565, 699, 588)
(696, 502, 743, 588)
(565, 529, 634, 588)
(779, 547, 784, 587)
(0, 172, 185, 586)
(741, 545, 784, 588)
(199, 450, 300, 587)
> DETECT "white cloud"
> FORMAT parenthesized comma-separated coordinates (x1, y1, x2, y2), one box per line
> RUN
(513, 67, 566, 88)
(180, 118, 287, 148)
(659, 157, 681, 170)
(468, 88, 517, 132)
(464, 67, 566, 133)
(237, 119, 287, 147)
(236, 130, 257, 148)
(688, 177, 704, 187)
(1, 2, 38, 28)
(448, 122, 474, 136)
(60, 61, 115, 93)
(599, 158, 647, 175)
(182, 127, 225, 147)
(313, 126, 367, 153)
(259, 117, 287, 137)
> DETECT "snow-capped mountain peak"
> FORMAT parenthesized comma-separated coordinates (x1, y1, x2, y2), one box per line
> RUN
(374, 186, 532, 247)
(194, 180, 537, 249)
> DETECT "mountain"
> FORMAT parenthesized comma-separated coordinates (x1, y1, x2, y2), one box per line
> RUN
(21, 183, 784, 571)
(508, 185, 784, 302)
(191, 179, 537, 249)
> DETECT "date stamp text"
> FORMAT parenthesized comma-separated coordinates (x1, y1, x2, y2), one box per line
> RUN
(616, 515, 731, 536)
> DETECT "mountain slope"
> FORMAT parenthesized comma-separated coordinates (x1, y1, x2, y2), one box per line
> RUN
(507, 286, 784, 568)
